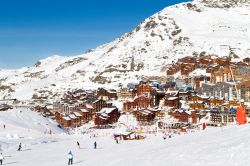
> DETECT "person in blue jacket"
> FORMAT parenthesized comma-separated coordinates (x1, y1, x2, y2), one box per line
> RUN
(67, 151, 73, 165)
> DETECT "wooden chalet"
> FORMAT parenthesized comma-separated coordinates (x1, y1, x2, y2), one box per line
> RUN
(123, 95, 152, 112)
(55, 112, 72, 128)
(68, 114, 78, 128)
(136, 83, 152, 97)
(166, 64, 181, 76)
(94, 107, 120, 126)
(151, 89, 166, 106)
(77, 108, 93, 124)
(189, 95, 210, 105)
(210, 66, 233, 83)
(209, 98, 224, 106)
(133, 108, 157, 125)
(61, 116, 71, 128)
(188, 95, 210, 109)
(164, 97, 180, 109)
(189, 101, 205, 110)
(206, 64, 220, 74)
(193, 76, 210, 89)
(97, 88, 118, 100)
(86, 98, 112, 112)
(180, 63, 197, 76)
(178, 56, 196, 64)
(117, 87, 135, 99)
(169, 110, 200, 124)
(214, 57, 231, 66)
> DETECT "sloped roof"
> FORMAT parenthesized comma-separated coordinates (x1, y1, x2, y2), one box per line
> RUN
(98, 107, 117, 114)
(73, 112, 82, 117)
(62, 116, 71, 121)
(80, 108, 90, 113)
(68, 114, 77, 119)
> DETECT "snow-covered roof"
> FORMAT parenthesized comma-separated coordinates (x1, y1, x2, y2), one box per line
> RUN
(107, 90, 117, 94)
(167, 97, 179, 100)
(166, 90, 179, 94)
(96, 113, 110, 119)
(143, 109, 153, 114)
(98, 115, 108, 120)
(86, 104, 94, 109)
(147, 107, 157, 112)
(62, 116, 71, 121)
(68, 114, 77, 119)
(73, 112, 82, 117)
(80, 109, 89, 113)
(139, 110, 152, 115)
(196, 95, 209, 99)
(189, 69, 211, 77)
(98, 107, 117, 114)
(189, 101, 204, 104)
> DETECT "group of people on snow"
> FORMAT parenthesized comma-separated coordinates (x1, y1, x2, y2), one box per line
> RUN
(67, 141, 97, 165)
(0, 140, 98, 165)
(0, 143, 22, 165)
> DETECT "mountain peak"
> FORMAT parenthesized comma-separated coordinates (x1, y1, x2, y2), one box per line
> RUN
(0, 0, 249, 100)
(195, 0, 250, 8)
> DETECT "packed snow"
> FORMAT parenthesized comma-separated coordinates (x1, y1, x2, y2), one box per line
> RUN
(0, 108, 250, 165)
(0, 108, 65, 139)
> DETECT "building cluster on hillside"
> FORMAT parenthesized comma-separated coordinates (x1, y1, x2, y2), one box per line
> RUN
(52, 89, 120, 128)
(50, 54, 250, 129)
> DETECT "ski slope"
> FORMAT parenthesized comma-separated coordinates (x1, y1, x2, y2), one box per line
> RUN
(0, 108, 65, 139)
(0, 110, 250, 166)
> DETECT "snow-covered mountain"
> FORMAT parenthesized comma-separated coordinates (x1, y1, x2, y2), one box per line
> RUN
(0, 0, 250, 100)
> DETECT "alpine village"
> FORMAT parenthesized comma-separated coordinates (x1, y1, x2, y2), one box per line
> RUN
(2, 53, 249, 139)
(2, 0, 250, 165)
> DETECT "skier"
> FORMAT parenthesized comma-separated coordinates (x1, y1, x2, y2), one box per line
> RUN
(116, 138, 119, 144)
(49, 129, 52, 135)
(3, 124, 5, 129)
(17, 143, 22, 151)
(94, 141, 97, 149)
(67, 151, 73, 165)
(202, 122, 206, 130)
(77, 141, 80, 149)
(0, 153, 4, 165)
(114, 136, 118, 144)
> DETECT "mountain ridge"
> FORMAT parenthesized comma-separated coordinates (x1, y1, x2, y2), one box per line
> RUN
(0, 0, 249, 100)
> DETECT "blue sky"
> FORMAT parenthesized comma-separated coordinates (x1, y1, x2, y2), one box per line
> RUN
(0, 0, 187, 69)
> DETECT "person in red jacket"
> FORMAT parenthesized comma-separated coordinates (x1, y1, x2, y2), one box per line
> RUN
(202, 122, 206, 130)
